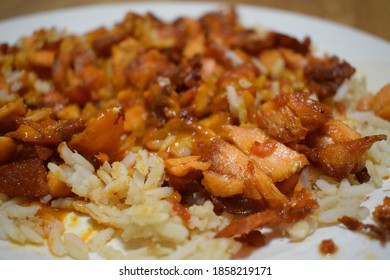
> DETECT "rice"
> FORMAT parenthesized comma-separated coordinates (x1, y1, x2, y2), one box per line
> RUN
(0, 142, 239, 259)
(63, 233, 89, 260)
(226, 84, 247, 123)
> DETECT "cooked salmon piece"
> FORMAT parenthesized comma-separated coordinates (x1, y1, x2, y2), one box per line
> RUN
(304, 119, 387, 181)
(312, 135, 387, 181)
(223, 125, 309, 182)
(165, 155, 211, 177)
(257, 92, 332, 143)
(357, 83, 390, 120)
(69, 107, 124, 160)
(198, 139, 287, 208)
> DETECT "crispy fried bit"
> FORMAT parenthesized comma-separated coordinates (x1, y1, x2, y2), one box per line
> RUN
(319, 239, 338, 255)
(0, 98, 27, 133)
(210, 195, 267, 216)
(0, 136, 17, 164)
(339, 197, 390, 243)
(0, 144, 52, 198)
(373, 197, 390, 230)
(216, 188, 317, 239)
(301, 119, 386, 181)
(257, 92, 332, 143)
(307, 119, 361, 148)
(235, 230, 266, 247)
(7, 109, 84, 145)
(125, 49, 175, 91)
(0, 158, 48, 197)
(311, 135, 387, 181)
(304, 56, 355, 100)
(52, 37, 106, 104)
(241, 31, 311, 57)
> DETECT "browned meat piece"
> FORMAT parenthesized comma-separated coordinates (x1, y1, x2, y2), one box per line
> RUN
(210, 195, 267, 216)
(0, 144, 53, 198)
(68, 107, 124, 160)
(215, 188, 318, 238)
(304, 55, 355, 100)
(27, 50, 55, 68)
(200, 5, 238, 39)
(311, 135, 387, 181)
(303, 119, 386, 181)
(241, 31, 311, 56)
(6, 108, 84, 145)
(125, 49, 175, 91)
(0, 158, 48, 198)
(88, 27, 128, 57)
(257, 92, 332, 143)
(52, 37, 106, 104)
(306, 119, 361, 148)
(374, 197, 390, 230)
(174, 54, 202, 92)
(0, 98, 27, 134)
(0, 137, 17, 165)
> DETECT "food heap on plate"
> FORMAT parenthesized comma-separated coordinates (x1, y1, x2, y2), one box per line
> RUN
(0, 6, 389, 259)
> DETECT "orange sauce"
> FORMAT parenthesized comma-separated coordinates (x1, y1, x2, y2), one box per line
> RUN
(319, 239, 338, 255)
(165, 192, 191, 226)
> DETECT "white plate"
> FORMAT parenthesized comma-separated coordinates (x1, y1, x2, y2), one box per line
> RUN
(0, 2, 389, 260)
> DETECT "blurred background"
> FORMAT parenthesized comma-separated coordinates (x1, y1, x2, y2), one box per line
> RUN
(0, 0, 389, 41)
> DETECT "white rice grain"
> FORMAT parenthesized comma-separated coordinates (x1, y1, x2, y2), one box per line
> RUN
(0, 213, 26, 243)
(47, 221, 66, 257)
(88, 228, 115, 252)
(226, 85, 247, 123)
(286, 217, 317, 241)
(20, 224, 45, 244)
(4, 204, 40, 219)
(64, 233, 89, 260)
